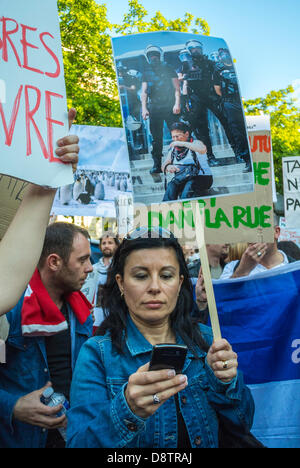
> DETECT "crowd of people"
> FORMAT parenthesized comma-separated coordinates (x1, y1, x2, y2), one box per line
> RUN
(0, 110, 299, 449)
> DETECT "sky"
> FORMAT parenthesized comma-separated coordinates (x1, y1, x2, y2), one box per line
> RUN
(97, 0, 300, 105)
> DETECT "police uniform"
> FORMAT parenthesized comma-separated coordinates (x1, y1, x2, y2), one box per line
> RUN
(142, 61, 179, 173)
(180, 52, 235, 166)
(213, 58, 251, 170)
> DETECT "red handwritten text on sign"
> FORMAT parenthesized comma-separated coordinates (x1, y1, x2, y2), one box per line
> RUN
(0, 17, 60, 77)
(0, 16, 64, 163)
(249, 135, 271, 154)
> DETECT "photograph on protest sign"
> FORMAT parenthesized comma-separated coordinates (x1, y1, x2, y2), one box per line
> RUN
(51, 125, 132, 217)
(112, 31, 254, 206)
(0, 0, 72, 187)
(282, 156, 300, 229)
(133, 115, 274, 245)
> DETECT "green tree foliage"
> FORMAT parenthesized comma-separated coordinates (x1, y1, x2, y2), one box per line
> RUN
(114, 0, 210, 35)
(58, 0, 121, 127)
(58, 0, 209, 127)
(244, 86, 300, 194)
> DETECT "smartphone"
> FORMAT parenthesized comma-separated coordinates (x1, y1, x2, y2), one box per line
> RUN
(149, 343, 188, 374)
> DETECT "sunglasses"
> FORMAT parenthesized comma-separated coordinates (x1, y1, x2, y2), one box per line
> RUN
(124, 226, 175, 240)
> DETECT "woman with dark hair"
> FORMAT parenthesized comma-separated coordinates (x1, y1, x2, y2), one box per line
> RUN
(66, 228, 254, 448)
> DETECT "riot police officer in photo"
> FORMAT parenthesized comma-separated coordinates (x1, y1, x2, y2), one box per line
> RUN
(213, 48, 252, 172)
(117, 62, 144, 159)
(141, 45, 181, 176)
(117, 63, 141, 122)
(179, 40, 237, 167)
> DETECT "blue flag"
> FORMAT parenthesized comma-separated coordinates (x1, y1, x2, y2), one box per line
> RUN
(212, 262, 300, 448)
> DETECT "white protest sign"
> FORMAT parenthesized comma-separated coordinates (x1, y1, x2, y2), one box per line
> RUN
(114, 193, 134, 236)
(0, 0, 73, 187)
(282, 156, 300, 228)
(246, 114, 277, 202)
(279, 217, 300, 247)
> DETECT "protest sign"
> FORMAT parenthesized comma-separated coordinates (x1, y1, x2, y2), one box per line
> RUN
(213, 262, 300, 448)
(247, 114, 277, 202)
(114, 193, 134, 236)
(134, 115, 274, 244)
(282, 156, 300, 228)
(51, 125, 132, 217)
(0, 0, 72, 187)
(279, 217, 300, 248)
(0, 175, 28, 240)
(112, 31, 254, 206)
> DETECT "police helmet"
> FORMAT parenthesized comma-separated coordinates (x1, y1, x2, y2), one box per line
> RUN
(218, 48, 231, 61)
(185, 40, 203, 56)
(144, 45, 164, 63)
(127, 69, 140, 78)
(178, 48, 192, 63)
(210, 51, 220, 62)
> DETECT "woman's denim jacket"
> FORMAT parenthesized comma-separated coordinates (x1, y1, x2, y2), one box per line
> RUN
(67, 316, 254, 448)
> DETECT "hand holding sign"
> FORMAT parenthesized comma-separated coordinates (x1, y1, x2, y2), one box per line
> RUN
(0, 108, 79, 318)
(55, 107, 79, 172)
(206, 339, 238, 383)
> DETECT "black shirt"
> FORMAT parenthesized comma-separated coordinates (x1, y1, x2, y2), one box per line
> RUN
(175, 394, 191, 448)
(142, 63, 177, 107)
(213, 61, 239, 100)
(45, 302, 72, 400)
(180, 56, 215, 97)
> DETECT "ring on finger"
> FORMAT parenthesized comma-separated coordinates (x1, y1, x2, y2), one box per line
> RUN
(152, 393, 161, 405)
(222, 360, 229, 369)
(257, 251, 262, 257)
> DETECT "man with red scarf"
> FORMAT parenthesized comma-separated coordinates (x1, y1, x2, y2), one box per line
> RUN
(0, 222, 93, 448)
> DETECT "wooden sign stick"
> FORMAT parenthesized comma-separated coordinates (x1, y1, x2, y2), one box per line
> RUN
(0, 340, 6, 364)
(192, 200, 222, 341)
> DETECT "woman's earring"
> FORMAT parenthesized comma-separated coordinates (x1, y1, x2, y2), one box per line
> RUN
(120, 290, 124, 298)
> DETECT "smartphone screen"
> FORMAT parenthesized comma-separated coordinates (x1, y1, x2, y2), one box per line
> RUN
(149, 343, 188, 374)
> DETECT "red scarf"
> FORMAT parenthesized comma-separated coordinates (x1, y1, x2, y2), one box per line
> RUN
(21, 269, 92, 336)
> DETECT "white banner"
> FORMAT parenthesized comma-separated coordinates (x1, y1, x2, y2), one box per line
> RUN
(0, 0, 72, 187)
(282, 156, 300, 228)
